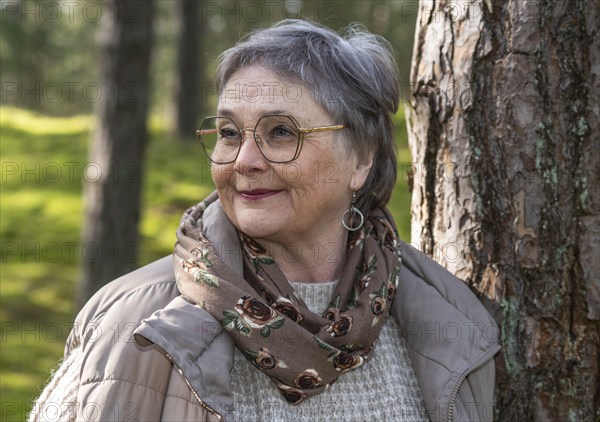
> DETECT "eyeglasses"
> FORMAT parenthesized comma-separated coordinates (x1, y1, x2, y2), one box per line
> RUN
(196, 114, 345, 164)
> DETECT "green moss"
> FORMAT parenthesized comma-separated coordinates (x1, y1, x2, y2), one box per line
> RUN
(535, 137, 545, 170)
(544, 166, 558, 186)
(567, 408, 580, 422)
(578, 176, 589, 206)
(555, 245, 567, 265)
(575, 116, 588, 137)
(470, 172, 484, 217)
(500, 296, 524, 376)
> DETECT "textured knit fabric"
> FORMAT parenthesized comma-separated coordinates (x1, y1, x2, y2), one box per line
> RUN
(230, 281, 430, 422)
(28, 347, 82, 422)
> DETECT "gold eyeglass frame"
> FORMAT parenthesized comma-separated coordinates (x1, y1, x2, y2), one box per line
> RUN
(196, 114, 345, 164)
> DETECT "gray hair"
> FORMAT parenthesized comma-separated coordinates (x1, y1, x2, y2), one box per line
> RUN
(216, 19, 400, 215)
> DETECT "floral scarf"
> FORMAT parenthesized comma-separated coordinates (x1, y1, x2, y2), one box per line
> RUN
(174, 192, 401, 405)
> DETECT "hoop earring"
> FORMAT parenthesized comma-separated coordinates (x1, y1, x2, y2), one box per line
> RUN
(342, 191, 364, 231)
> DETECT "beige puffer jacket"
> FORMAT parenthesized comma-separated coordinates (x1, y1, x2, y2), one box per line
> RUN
(32, 201, 500, 421)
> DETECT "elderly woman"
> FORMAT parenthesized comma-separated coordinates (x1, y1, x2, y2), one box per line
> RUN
(31, 20, 499, 422)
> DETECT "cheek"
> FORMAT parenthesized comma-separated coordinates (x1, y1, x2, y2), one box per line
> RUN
(285, 163, 351, 210)
(273, 163, 307, 187)
(211, 164, 233, 189)
(307, 140, 357, 179)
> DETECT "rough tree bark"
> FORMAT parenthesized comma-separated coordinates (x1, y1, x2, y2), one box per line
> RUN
(78, 0, 154, 308)
(406, 0, 599, 420)
(173, 0, 204, 140)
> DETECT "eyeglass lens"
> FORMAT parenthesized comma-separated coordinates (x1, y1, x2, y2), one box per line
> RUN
(198, 115, 301, 164)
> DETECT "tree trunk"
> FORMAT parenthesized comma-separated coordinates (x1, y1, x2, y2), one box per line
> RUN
(172, 0, 204, 140)
(407, 0, 599, 420)
(78, 0, 154, 308)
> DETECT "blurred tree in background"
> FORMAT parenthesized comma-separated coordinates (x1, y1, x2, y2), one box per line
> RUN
(77, 0, 155, 308)
(172, 0, 205, 140)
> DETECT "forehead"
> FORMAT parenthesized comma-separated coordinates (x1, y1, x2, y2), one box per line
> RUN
(218, 65, 325, 118)
(220, 79, 303, 105)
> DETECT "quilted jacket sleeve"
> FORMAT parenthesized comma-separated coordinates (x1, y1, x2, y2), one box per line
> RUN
(30, 257, 190, 422)
(28, 346, 83, 422)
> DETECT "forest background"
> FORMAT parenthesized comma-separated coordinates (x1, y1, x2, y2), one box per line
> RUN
(0, 1, 419, 419)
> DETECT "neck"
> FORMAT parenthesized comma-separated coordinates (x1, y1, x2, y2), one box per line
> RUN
(255, 226, 349, 283)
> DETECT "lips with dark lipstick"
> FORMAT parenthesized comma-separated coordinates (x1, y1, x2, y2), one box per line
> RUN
(238, 189, 283, 200)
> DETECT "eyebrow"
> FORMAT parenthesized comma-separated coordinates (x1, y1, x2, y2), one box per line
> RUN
(216, 109, 235, 118)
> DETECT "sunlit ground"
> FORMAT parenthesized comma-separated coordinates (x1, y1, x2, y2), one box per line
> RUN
(0, 105, 411, 420)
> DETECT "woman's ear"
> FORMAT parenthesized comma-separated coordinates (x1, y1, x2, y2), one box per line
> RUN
(350, 152, 374, 191)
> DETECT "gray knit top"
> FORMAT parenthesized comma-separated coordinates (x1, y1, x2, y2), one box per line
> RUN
(230, 280, 430, 422)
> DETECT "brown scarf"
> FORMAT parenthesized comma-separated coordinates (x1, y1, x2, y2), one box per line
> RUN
(174, 192, 401, 405)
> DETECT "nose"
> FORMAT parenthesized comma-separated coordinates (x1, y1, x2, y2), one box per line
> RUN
(234, 128, 268, 173)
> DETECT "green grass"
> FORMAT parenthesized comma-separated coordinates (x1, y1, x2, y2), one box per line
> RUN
(0, 105, 411, 420)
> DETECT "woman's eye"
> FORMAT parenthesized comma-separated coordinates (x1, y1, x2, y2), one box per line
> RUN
(219, 128, 240, 139)
(270, 125, 295, 138)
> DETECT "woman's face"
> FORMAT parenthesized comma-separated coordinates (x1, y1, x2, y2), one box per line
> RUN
(212, 65, 372, 246)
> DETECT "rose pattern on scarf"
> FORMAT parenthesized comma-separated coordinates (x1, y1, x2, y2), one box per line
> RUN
(324, 306, 340, 321)
(239, 232, 275, 274)
(387, 266, 400, 301)
(293, 368, 322, 389)
(347, 286, 360, 309)
(235, 296, 276, 325)
(234, 296, 286, 337)
(181, 251, 220, 288)
(221, 309, 252, 337)
(341, 343, 373, 358)
(181, 258, 200, 275)
(370, 295, 386, 316)
(261, 290, 277, 306)
(374, 216, 398, 250)
(314, 337, 365, 372)
(369, 281, 389, 327)
(327, 315, 353, 337)
(358, 254, 377, 291)
(190, 246, 213, 266)
(324, 294, 342, 321)
(333, 352, 364, 372)
(273, 297, 304, 323)
(347, 228, 365, 250)
(221, 297, 285, 337)
(243, 347, 288, 370)
(277, 384, 307, 405)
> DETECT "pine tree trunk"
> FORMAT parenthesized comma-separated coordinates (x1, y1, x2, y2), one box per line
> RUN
(78, 0, 154, 308)
(173, 0, 204, 140)
(406, 0, 599, 420)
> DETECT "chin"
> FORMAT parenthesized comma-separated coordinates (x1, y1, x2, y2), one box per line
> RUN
(234, 211, 282, 239)
(238, 221, 281, 240)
